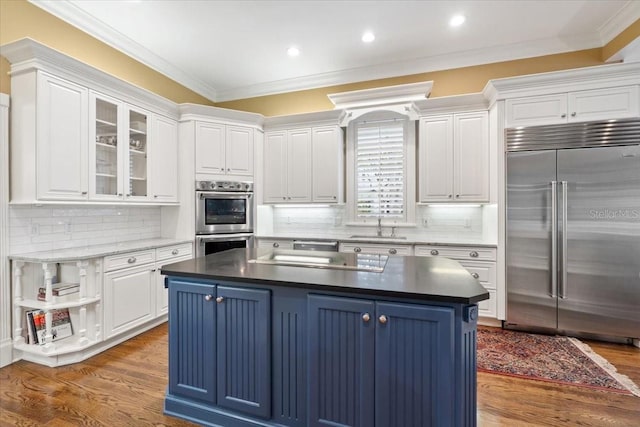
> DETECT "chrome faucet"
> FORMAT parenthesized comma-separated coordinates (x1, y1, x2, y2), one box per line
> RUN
(377, 218, 383, 237)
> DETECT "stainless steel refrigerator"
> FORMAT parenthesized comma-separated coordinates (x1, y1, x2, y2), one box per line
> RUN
(506, 119, 640, 339)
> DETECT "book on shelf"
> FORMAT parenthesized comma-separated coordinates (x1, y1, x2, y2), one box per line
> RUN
(24, 308, 73, 345)
(37, 282, 79, 301)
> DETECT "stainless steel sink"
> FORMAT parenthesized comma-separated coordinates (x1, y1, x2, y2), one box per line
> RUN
(349, 235, 407, 240)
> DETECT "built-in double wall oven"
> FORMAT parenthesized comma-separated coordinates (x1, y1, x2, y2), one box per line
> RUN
(195, 180, 254, 258)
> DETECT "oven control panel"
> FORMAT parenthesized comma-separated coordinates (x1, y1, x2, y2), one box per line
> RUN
(196, 180, 253, 192)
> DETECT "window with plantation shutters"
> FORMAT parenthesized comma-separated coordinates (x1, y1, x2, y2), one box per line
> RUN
(355, 121, 405, 219)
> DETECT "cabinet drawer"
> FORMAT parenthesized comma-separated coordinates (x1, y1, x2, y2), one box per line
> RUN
(339, 243, 413, 256)
(104, 249, 155, 272)
(478, 290, 497, 318)
(257, 239, 294, 250)
(457, 260, 496, 290)
(156, 243, 193, 263)
(414, 245, 496, 261)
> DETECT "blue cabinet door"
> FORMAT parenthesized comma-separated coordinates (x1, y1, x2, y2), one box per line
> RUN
(308, 295, 375, 427)
(216, 285, 271, 419)
(168, 278, 216, 403)
(375, 302, 455, 427)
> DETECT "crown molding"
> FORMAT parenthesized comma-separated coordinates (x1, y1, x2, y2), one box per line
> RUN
(598, 1, 640, 45)
(28, 0, 218, 102)
(263, 110, 345, 131)
(0, 38, 179, 119)
(178, 103, 264, 128)
(483, 61, 640, 105)
(414, 93, 488, 115)
(328, 81, 432, 110)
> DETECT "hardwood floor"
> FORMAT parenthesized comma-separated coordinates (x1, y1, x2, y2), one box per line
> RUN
(1, 324, 638, 426)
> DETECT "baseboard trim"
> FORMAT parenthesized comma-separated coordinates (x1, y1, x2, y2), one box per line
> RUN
(0, 338, 14, 367)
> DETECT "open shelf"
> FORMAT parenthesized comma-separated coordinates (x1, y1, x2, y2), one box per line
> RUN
(17, 296, 101, 311)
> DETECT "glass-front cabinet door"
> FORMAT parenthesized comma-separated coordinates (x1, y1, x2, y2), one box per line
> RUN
(90, 92, 122, 200)
(126, 107, 149, 200)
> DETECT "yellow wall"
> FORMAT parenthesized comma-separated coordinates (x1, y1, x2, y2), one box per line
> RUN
(0, 0, 214, 105)
(1, 0, 638, 117)
(217, 49, 606, 116)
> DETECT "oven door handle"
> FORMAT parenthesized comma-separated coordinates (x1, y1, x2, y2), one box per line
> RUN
(198, 192, 252, 200)
(197, 233, 254, 244)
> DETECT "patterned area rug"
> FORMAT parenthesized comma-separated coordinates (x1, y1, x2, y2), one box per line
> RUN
(477, 327, 640, 396)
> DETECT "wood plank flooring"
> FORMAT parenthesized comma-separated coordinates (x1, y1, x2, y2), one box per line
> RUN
(1, 324, 638, 426)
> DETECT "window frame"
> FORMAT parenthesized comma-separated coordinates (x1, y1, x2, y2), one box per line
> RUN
(345, 110, 416, 226)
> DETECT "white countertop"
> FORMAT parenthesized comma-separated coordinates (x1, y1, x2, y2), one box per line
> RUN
(9, 238, 193, 263)
(255, 233, 497, 247)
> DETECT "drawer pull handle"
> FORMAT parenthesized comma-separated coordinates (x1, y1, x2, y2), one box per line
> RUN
(378, 315, 388, 324)
(354, 247, 362, 253)
(470, 251, 479, 258)
(471, 272, 480, 279)
(388, 248, 397, 255)
(362, 313, 370, 322)
(273, 242, 280, 248)
(216, 296, 224, 303)
(204, 294, 213, 301)
(430, 250, 439, 256)
(171, 249, 179, 255)
(127, 257, 136, 264)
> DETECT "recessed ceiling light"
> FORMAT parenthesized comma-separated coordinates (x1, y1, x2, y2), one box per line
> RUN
(287, 46, 300, 57)
(450, 14, 466, 27)
(362, 32, 375, 43)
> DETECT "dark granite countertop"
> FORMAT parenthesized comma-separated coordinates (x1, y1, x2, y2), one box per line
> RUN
(161, 248, 489, 304)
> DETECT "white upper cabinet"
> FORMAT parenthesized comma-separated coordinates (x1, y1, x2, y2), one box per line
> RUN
(149, 115, 179, 203)
(6, 40, 180, 205)
(263, 129, 312, 203)
(195, 121, 254, 179)
(505, 86, 639, 128)
(312, 126, 344, 203)
(419, 111, 489, 203)
(37, 72, 89, 201)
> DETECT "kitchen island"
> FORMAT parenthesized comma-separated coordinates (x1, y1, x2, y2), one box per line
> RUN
(161, 248, 489, 427)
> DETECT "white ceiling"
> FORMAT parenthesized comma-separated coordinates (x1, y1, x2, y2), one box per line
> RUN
(31, 0, 640, 102)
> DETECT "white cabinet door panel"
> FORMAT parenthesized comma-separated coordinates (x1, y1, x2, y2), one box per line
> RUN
(263, 131, 288, 203)
(454, 112, 489, 201)
(195, 122, 225, 175)
(104, 264, 154, 339)
(419, 116, 453, 202)
(505, 94, 568, 128)
(286, 129, 312, 202)
(569, 86, 639, 123)
(149, 115, 178, 202)
(36, 73, 88, 200)
(225, 126, 253, 176)
(312, 126, 342, 203)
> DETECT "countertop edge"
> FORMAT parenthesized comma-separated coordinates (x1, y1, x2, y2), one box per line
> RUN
(9, 238, 194, 262)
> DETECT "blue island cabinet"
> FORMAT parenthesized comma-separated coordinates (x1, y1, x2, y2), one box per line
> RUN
(308, 295, 455, 427)
(165, 276, 479, 427)
(167, 278, 271, 422)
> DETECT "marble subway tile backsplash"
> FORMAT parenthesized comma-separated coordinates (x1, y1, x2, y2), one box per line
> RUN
(8, 205, 161, 255)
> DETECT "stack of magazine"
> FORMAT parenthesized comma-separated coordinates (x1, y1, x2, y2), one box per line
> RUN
(25, 308, 73, 345)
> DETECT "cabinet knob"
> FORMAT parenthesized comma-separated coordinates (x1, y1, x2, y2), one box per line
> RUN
(220, 168, 225, 172)
(154, 195, 158, 198)
(378, 315, 388, 324)
(362, 313, 371, 322)
(388, 248, 397, 255)
(430, 249, 439, 256)
(204, 294, 213, 301)
(118, 193, 123, 197)
(216, 296, 224, 303)
(354, 247, 362, 253)
(171, 249, 179, 255)
(127, 257, 136, 264)
(456, 194, 460, 198)
(561, 113, 567, 118)
(227, 168, 231, 172)
(273, 242, 280, 248)
(126, 193, 131, 197)
(81, 191, 88, 195)
(448, 194, 452, 198)
(469, 251, 479, 258)
(471, 272, 480, 279)
(333, 196, 337, 199)
(571, 112, 577, 117)
(282, 197, 286, 200)
(287, 197, 291, 200)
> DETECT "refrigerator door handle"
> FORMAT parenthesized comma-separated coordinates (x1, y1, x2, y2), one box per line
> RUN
(560, 181, 568, 299)
(551, 181, 558, 298)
